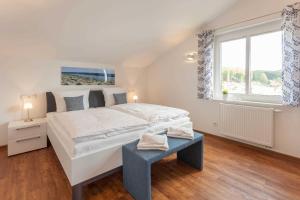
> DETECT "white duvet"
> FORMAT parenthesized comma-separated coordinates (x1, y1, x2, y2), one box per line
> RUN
(111, 103, 190, 123)
(148, 117, 192, 133)
(47, 112, 193, 157)
(51, 108, 150, 141)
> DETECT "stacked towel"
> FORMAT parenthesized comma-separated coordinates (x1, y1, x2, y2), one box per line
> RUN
(137, 133, 169, 151)
(167, 127, 194, 140)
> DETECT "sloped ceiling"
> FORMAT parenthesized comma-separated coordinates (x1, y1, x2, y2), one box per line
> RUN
(0, 0, 238, 67)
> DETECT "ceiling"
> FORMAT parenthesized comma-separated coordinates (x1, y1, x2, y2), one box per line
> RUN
(0, 0, 238, 67)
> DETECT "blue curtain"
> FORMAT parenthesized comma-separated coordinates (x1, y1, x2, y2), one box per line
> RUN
(282, 3, 300, 106)
(197, 30, 215, 100)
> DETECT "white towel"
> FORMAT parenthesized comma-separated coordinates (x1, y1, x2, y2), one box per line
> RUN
(167, 127, 194, 140)
(137, 133, 169, 151)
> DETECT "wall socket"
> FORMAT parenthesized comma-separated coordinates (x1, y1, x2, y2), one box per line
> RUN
(213, 122, 218, 127)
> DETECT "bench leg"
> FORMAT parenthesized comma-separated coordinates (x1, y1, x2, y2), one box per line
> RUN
(72, 184, 83, 200)
(177, 139, 203, 170)
(123, 148, 151, 200)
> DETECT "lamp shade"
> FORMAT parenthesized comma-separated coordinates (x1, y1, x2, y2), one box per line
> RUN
(133, 95, 138, 101)
(24, 102, 33, 110)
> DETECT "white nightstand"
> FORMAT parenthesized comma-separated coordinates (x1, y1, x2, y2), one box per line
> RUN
(8, 118, 47, 156)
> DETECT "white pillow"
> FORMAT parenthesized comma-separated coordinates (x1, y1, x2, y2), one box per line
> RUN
(53, 89, 90, 112)
(102, 87, 127, 107)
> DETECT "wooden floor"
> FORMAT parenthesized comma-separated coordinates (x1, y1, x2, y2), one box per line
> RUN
(1, 135, 300, 200)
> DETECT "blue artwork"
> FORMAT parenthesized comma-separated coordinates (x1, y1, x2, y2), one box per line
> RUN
(61, 66, 115, 85)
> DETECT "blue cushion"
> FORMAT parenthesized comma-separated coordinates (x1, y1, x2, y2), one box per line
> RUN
(64, 96, 84, 111)
(113, 93, 127, 105)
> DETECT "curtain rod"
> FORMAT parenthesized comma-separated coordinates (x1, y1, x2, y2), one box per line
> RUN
(215, 11, 282, 31)
(195, 10, 282, 36)
(199, 2, 300, 33)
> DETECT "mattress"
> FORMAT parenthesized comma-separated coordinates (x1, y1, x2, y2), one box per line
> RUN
(47, 113, 192, 158)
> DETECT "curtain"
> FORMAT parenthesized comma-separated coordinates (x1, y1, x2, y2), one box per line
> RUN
(282, 3, 300, 106)
(197, 30, 215, 100)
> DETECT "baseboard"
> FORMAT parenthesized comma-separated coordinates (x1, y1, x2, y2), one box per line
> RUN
(194, 129, 300, 162)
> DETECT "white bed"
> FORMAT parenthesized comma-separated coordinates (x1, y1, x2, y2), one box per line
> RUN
(47, 106, 192, 186)
(45, 96, 192, 200)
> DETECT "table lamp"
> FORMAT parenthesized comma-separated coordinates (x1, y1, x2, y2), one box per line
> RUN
(133, 95, 138, 103)
(24, 101, 33, 122)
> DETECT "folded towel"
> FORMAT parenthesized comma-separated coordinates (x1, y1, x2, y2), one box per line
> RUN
(167, 127, 194, 140)
(137, 133, 169, 151)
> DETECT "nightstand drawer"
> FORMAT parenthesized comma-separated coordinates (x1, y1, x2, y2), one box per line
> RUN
(8, 123, 46, 140)
(8, 135, 47, 156)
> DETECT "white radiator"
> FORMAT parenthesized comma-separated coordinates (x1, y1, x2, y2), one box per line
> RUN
(219, 103, 274, 147)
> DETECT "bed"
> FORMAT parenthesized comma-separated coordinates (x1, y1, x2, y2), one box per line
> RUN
(45, 91, 192, 200)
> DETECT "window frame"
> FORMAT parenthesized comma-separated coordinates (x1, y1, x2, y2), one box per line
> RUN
(214, 20, 282, 104)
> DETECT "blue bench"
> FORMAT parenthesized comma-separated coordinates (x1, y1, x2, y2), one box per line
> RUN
(122, 131, 204, 200)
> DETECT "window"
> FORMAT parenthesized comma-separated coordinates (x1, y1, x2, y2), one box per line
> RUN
(215, 21, 282, 103)
(221, 38, 246, 94)
(250, 31, 282, 95)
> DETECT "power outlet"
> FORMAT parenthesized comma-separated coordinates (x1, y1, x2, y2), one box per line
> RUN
(213, 122, 218, 127)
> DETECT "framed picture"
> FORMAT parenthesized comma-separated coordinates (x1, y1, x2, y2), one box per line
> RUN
(61, 66, 115, 85)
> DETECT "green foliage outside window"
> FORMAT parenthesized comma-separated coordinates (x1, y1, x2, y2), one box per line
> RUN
(222, 69, 281, 86)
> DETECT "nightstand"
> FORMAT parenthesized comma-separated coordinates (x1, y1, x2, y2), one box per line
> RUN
(8, 118, 47, 156)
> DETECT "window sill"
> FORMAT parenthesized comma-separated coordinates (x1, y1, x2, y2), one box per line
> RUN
(212, 98, 284, 109)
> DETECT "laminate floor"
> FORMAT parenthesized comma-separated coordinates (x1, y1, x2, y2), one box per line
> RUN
(1, 135, 300, 200)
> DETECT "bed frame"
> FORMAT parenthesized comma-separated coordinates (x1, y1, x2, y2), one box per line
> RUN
(47, 125, 122, 200)
(46, 92, 123, 200)
(45, 92, 191, 200)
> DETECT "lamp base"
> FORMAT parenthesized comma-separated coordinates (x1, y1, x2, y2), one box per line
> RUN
(24, 109, 33, 122)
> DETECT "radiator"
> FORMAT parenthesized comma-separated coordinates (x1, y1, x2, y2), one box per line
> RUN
(219, 103, 274, 147)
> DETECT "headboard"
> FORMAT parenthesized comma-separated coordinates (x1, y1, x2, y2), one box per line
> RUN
(46, 90, 105, 113)
(46, 92, 57, 113)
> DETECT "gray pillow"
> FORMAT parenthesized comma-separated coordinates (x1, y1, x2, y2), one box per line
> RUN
(64, 96, 84, 111)
(113, 93, 127, 105)
(89, 90, 105, 108)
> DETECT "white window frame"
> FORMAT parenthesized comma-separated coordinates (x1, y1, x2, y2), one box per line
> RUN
(214, 20, 282, 104)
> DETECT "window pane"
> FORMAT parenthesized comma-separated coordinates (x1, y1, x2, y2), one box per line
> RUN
(250, 31, 282, 95)
(221, 38, 246, 94)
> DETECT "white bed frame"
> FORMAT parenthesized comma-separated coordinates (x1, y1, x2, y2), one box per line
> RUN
(47, 124, 123, 200)
(45, 92, 192, 200)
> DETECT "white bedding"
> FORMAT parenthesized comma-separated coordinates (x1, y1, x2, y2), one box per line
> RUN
(47, 112, 192, 157)
(147, 117, 192, 133)
(50, 107, 150, 142)
(47, 103, 192, 157)
(47, 116, 149, 157)
(111, 103, 189, 123)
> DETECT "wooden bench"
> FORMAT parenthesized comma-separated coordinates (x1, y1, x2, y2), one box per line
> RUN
(122, 131, 204, 200)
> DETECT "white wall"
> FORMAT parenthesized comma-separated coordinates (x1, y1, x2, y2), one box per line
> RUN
(0, 54, 147, 146)
(147, 0, 300, 158)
